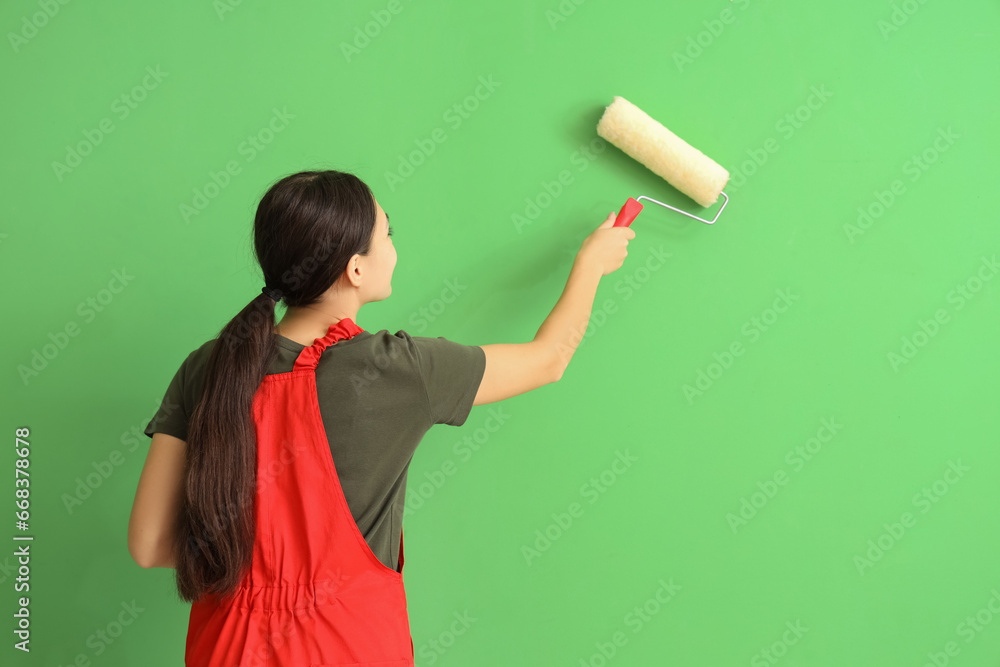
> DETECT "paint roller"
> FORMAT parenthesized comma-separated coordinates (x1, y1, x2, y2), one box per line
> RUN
(596, 95, 730, 227)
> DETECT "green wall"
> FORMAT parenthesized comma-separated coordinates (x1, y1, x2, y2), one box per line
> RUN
(3, 0, 999, 665)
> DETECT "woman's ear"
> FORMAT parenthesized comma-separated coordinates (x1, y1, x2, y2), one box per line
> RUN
(344, 255, 364, 288)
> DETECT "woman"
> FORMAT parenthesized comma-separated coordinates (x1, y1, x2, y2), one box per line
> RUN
(127, 169, 634, 666)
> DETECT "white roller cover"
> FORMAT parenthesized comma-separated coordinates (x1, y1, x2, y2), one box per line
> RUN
(597, 96, 729, 208)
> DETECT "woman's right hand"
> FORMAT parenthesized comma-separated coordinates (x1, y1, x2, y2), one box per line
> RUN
(577, 211, 637, 276)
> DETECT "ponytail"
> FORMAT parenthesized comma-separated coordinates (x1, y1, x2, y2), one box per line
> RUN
(173, 293, 278, 602)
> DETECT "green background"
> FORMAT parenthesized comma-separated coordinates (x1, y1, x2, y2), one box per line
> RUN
(2, 0, 998, 665)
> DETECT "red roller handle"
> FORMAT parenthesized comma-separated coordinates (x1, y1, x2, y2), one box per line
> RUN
(613, 197, 643, 227)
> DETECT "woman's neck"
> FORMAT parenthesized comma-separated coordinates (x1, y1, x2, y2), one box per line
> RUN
(274, 304, 359, 346)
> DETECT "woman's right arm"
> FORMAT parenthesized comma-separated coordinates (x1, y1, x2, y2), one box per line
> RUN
(474, 211, 634, 406)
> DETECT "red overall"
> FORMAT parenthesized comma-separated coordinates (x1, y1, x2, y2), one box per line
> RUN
(185, 318, 415, 666)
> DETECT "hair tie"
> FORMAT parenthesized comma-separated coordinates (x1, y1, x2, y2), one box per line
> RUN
(262, 285, 284, 302)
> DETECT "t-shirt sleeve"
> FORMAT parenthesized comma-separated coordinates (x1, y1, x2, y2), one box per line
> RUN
(409, 335, 486, 427)
(144, 343, 212, 441)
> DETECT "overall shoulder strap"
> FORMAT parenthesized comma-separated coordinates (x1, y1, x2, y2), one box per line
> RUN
(292, 318, 365, 371)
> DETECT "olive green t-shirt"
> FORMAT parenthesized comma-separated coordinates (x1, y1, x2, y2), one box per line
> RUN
(144, 327, 487, 573)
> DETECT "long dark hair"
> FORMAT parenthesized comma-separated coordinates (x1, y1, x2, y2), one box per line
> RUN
(172, 170, 377, 602)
